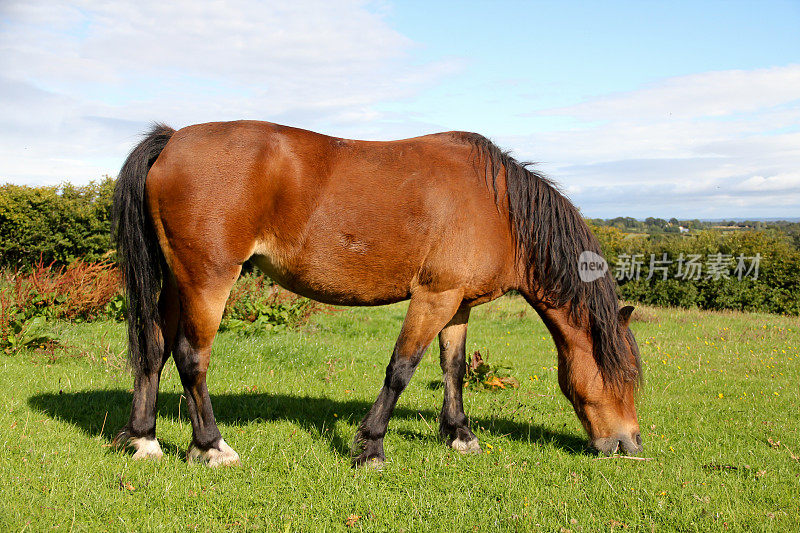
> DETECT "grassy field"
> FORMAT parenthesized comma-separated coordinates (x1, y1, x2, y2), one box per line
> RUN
(1, 296, 798, 531)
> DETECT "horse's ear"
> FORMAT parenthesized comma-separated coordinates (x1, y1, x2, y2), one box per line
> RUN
(619, 305, 635, 328)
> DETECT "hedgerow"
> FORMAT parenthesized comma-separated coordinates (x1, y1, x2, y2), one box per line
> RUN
(0, 178, 115, 269)
(591, 225, 800, 315)
(0, 180, 797, 316)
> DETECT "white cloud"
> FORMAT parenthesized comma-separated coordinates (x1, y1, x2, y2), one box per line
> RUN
(1, 0, 413, 85)
(545, 65, 800, 121)
(0, 0, 456, 184)
(734, 173, 800, 192)
(505, 65, 800, 217)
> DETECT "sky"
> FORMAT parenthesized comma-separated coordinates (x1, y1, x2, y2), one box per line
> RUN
(1, 0, 798, 218)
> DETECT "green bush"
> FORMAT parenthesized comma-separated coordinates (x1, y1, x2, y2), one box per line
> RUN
(220, 273, 317, 334)
(0, 178, 115, 269)
(591, 225, 800, 315)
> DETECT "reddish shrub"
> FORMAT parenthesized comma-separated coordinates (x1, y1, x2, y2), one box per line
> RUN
(1, 259, 122, 322)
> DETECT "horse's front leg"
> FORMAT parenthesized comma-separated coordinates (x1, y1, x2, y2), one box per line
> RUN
(438, 307, 481, 453)
(352, 288, 464, 467)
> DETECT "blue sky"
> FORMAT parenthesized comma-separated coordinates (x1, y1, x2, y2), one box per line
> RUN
(1, 0, 798, 218)
(385, 1, 799, 129)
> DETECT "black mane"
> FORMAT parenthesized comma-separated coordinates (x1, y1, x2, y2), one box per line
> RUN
(457, 132, 640, 387)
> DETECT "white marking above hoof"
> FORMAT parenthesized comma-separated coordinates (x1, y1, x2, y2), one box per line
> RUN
(187, 439, 240, 467)
(128, 437, 164, 460)
(450, 437, 482, 454)
(362, 457, 385, 471)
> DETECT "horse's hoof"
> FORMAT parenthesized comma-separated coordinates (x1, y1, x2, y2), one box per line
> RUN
(187, 439, 240, 467)
(351, 434, 385, 468)
(352, 455, 385, 470)
(129, 437, 164, 460)
(112, 430, 164, 460)
(450, 437, 482, 454)
(362, 457, 385, 471)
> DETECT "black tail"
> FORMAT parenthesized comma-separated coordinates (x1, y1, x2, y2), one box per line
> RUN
(112, 124, 175, 375)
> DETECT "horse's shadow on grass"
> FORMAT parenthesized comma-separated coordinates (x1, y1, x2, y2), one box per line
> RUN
(28, 389, 588, 459)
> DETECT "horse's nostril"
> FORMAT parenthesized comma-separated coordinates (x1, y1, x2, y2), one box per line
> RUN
(634, 432, 642, 447)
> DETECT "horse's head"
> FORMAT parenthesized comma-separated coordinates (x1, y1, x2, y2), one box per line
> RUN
(557, 305, 643, 455)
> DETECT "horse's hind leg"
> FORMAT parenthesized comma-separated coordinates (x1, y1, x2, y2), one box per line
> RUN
(114, 277, 180, 459)
(353, 288, 463, 467)
(438, 307, 481, 453)
(172, 266, 241, 466)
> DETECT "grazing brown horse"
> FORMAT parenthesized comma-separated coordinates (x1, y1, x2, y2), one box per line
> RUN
(112, 120, 643, 467)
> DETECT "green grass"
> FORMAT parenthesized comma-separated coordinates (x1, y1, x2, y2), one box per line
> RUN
(1, 296, 798, 531)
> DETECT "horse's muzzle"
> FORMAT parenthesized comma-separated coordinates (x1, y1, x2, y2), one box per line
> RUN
(592, 430, 643, 455)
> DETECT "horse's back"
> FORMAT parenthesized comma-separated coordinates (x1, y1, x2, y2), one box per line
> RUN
(146, 121, 516, 305)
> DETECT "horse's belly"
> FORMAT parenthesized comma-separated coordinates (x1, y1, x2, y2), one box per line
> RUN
(249, 237, 414, 306)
